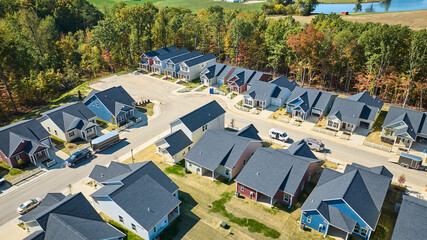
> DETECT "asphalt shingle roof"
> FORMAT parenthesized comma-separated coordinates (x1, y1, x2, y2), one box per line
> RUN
(41, 102, 96, 132)
(236, 141, 318, 197)
(183, 53, 216, 67)
(0, 119, 50, 158)
(270, 76, 299, 91)
(162, 130, 193, 156)
(318, 202, 357, 233)
(391, 195, 427, 240)
(236, 124, 262, 141)
(301, 165, 392, 230)
(346, 92, 384, 110)
(19, 193, 66, 223)
(142, 46, 177, 58)
(177, 100, 225, 132)
(23, 193, 124, 240)
(201, 62, 228, 80)
(90, 161, 180, 231)
(246, 80, 288, 103)
(84, 86, 135, 118)
(156, 48, 189, 61)
(287, 87, 337, 113)
(382, 106, 427, 138)
(89, 161, 133, 183)
(168, 51, 202, 65)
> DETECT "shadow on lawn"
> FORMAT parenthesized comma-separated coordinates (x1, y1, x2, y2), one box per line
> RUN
(159, 191, 200, 240)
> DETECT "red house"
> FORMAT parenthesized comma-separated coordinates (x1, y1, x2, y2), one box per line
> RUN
(227, 69, 273, 93)
(138, 46, 177, 71)
(0, 119, 53, 168)
(235, 140, 319, 207)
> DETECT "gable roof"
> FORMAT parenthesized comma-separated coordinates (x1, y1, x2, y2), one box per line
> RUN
(236, 143, 318, 197)
(89, 161, 133, 183)
(0, 119, 50, 158)
(161, 129, 193, 156)
(327, 98, 366, 125)
(19, 193, 66, 223)
(142, 46, 177, 58)
(175, 100, 225, 132)
(236, 124, 263, 141)
(84, 86, 135, 118)
(391, 195, 427, 240)
(287, 86, 337, 112)
(183, 53, 216, 67)
(200, 62, 228, 80)
(270, 76, 299, 91)
(344, 163, 393, 179)
(301, 165, 392, 230)
(41, 102, 96, 132)
(90, 161, 180, 231)
(184, 127, 262, 171)
(284, 139, 318, 159)
(246, 80, 288, 103)
(346, 92, 384, 110)
(23, 193, 124, 240)
(155, 48, 189, 61)
(382, 106, 427, 138)
(168, 51, 202, 65)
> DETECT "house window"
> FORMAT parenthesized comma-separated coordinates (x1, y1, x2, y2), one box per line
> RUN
(153, 227, 157, 233)
(225, 170, 229, 175)
(241, 185, 244, 192)
(16, 155, 22, 161)
(47, 127, 50, 132)
(188, 147, 191, 151)
(96, 102, 99, 108)
(189, 163, 192, 167)
(301, 181, 305, 190)
(361, 228, 368, 237)
(307, 216, 312, 223)
(284, 194, 290, 202)
(92, 101, 95, 106)
(354, 225, 360, 233)
(54, 130, 58, 136)
(37, 152, 42, 157)
(132, 224, 136, 231)
(69, 132, 74, 137)
(87, 128, 92, 133)
(308, 174, 311, 182)
(202, 124, 208, 131)
(243, 159, 246, 165)
(119, 216, 123, 223)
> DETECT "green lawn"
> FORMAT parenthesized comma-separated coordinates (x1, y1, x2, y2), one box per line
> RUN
(0, 161, 38, 184)
(364, 110, 393, 148)
(99, 213, 144, 240)
(181, 78, 202, 90)
(218, 85, 230, 95)
(97, 118, 118, 132)
(50, 136, 88, 155)
(136, 102, 155, 117)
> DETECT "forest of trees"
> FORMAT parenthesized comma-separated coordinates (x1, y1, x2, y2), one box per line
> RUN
(0, 0, 426, 125)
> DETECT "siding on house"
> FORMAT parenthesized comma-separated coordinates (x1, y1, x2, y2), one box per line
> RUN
(86, 97, 114, 123)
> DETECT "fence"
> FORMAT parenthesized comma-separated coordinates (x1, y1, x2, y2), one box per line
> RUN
(363, 140, 392, 152)
(315, 153, 341, 165)
(70, 143, 91, 155)
(135, 117, 143, 123)
(214, 89, 226, 96)
(278, 117, 290, 123)
(312, 127, 337, 136)
(11, 168, 44, 185)
(178, 88, 190, 93)
(118, 121, 135, 132)
(235, 103, 249, 112)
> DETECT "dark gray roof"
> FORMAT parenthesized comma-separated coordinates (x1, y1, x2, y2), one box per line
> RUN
(200, 62, 228, 80)
(392, 195, 427, 240)
(246, 80, 288, 102)
(162, 130, 193, 156)
(89, 161, 133, 183)
(41, 102, 96, 132)
(183, 53, 216, 67)
(344, 163, 393, 179)
(270, 76, 299, 91)
(236, 124, 262, 141)
(327, 98, 366, 125)
(287, 86, 337, 113)
(84, 86, 135, 118)
(19, 193, 66, 223)
(156, 48, 189, 61)
(284, 139, 318, 159)
(318, 201, 357, 233)
(236, 144, 318, 197)
(90, 161, 180, 231)
(142, 46, 177, 58)
(382, 106, 427, 138)
(23, 231, 45, 240)
(185, 128, 262, 170)
(24, 193, 124, 240)
(346, 92, 384, 110)
(0, 119, 50, 158)
(168, 51, 202, 65)
(176, 100, 225, 132)
(301, 165, 391, 230)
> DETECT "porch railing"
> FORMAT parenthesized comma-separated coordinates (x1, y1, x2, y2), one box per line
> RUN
(10, 168, 44, 185)
(278, 117, 290, 123)
(213, 89, 226, 96)
(312, 127, 337, 136)
(363, 140, 392, 152)
(118, 121, 135, 132)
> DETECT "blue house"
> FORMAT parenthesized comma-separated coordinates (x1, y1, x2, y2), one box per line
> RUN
(300, 163, 392, 239)
(164, 51, 202, 78)
(286, 86, 337, 120)
(150, 48, 189, 74)
(84, 86, 135, 125)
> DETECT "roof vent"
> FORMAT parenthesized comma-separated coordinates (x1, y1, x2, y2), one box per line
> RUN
(256, 172, 260, 175)
(199, 151, 202, 155)
(148, 207, 150, 212)
(101, 174, 104, 178)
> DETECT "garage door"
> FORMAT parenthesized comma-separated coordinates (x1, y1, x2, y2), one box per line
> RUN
(312, 109, 322, 117)
(359, 121, 370, 129)
(271, 98, 281, 107)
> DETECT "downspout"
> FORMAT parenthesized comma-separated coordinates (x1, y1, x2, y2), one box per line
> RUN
(288, 194, 293, 208)
(323, 223, 330, 238)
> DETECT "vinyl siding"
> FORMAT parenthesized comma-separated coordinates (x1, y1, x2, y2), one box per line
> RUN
(301, 210, 328, 234)
(85, 96, 114, 124)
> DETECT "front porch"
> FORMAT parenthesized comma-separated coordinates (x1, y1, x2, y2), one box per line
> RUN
(29, 148, 52, 166)
(167, 205, 180, 224)
(326, 120, 356, 134)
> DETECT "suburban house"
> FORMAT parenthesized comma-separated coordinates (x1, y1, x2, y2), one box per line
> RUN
(235, 140, 319, 207)
(177, 53, 217, 81)
(0, 119, 52, 168)
(300, 163, 393, 240)
(89, 161, 181, 240)
(243, 76, 298, 109)
(84, 86, 136, 126)
(150, 48, 189, 74)
(20, 192, 125, 240)
(227, 69, 273, 93)
(184, 124, 263, 180)
(155, 100, 225, 164)
(326, 92, 384, 133)
(286, 86, 337, 120)
(391, 195, 427, 240)
(200, 62, 233, 86)
(139, 46, 177, 71)
(380, 106, 427, 149)
(39, 102, 99, 142)
(164, 51, 202, 78)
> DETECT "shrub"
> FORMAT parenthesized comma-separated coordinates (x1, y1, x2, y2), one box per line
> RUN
(9, 168, 23, 175)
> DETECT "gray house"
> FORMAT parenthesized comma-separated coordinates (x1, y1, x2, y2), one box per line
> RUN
(184, 124, 263, 180)
(164, 51, 202, 78)
(39, 102, 99, 142)
(20, 192, 125, 240)
(300, 163, 392, 240)
(236, 140, 319, 207)
(381, 106, 427, 149)
(326, 92, 384, 133)
(392, 195, 427, 240)
(89, 161, 181, 240)
(177, 53, 217, 81)
(200, 62, 234, 86)
(286, 86, 338, 120)
(150, 48, 189, 74)
(155, 100, 225, 164)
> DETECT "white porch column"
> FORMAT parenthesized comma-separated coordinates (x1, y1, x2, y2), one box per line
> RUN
(45, 149, 51, 159)
(212, 170, 215, 181)
(270, 196, 273, 207)
(408, 140, 413, 152)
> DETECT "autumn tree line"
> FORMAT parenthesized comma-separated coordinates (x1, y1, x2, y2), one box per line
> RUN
(0, 0, 426, 125)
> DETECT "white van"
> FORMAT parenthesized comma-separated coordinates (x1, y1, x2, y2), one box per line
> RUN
(269, 128, 289, 142)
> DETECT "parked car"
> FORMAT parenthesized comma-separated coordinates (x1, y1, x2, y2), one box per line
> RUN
(269, 128, 289, 142)
(17, 198, 42, 214)
(65, 149, 92, 167)
(304, 138, 325, 152)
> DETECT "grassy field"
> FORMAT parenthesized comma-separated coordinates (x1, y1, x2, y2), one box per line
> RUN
(99, 212, 144, 240)
(50, 136, 88, 155)
(364, 110, 393, 148)
(136, 102, 155, 117)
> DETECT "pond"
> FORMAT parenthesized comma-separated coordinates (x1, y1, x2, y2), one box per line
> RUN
(314, 0, 427, 14)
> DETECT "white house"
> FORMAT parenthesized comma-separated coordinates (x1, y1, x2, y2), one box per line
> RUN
(177, 53, 216, 81)
(155, 100, 226, 164)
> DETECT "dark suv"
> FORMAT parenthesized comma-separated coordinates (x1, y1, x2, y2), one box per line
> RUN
(65, 149, 92, 167)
